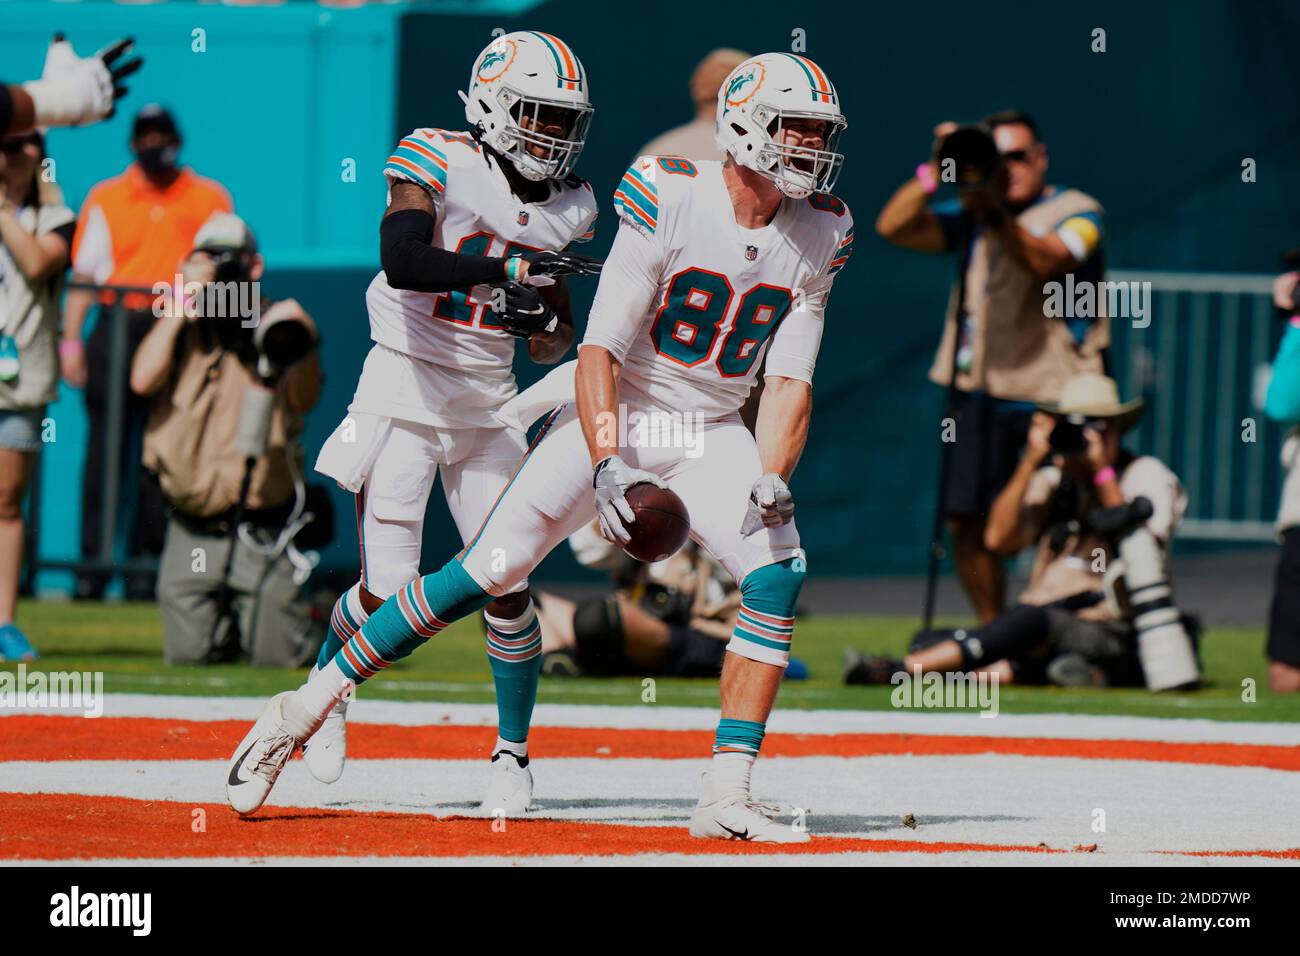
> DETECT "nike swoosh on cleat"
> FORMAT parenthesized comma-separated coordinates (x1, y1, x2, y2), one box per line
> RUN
(228, 742, 257, 787)
(719, 824, 751, 841)
(491, 749, 529, 768)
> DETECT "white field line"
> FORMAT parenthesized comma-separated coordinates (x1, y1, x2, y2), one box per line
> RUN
(6, 755, 1298, 853)
(2, 693, 1297, 746)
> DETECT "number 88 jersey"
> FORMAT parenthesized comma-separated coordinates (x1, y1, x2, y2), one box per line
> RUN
(583, 155, 854, 420)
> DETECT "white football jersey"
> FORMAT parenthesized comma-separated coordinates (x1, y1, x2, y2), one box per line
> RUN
(360, 128, 598, 428)
(582, 156, 853, 419)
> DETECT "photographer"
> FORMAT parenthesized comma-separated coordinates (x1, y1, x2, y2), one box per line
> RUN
(845, 372, 1193, 689)
(64, 105, 232, 600)
(131, 213, 325, 667)
(876, 111, 1108, 623)
(0, 130, 75, 662)
(1262, 262, 1300, 693)
(536, 521, 810, 680)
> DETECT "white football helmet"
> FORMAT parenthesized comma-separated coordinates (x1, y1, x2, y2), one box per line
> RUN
(461, 31, 593, 182)
(715, 53, 847, 198)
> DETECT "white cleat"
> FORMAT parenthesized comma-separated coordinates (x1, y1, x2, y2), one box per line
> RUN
(688, 772, 810, 844)
(225, 691, 312, 816)
(302, 694, 349, 784)
(477, 750, 533, 817)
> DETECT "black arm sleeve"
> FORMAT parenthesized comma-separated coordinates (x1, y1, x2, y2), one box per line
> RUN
(0, 85, 15, 138)
(379, 207, 508, 293)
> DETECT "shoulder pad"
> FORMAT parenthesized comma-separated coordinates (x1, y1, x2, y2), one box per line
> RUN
(426, 128, 481, 156)
(385, 129, 452, 196)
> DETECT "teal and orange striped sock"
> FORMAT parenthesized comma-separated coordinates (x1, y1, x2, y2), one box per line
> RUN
(298, 561, 492, 723)
(711, 718, 765, 798)
(484, 599, 543, 746)
(316, 583, 369, 671)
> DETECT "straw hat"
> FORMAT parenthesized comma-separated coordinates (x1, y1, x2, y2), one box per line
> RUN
(1038, 372, 1144, 432)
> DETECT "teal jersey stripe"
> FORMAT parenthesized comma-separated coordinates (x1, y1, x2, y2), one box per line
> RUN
(614, 196, 655, 231)
(390, 144, 447, 187)
(623, 164, 657, 198)
(617, 177, 657, 219)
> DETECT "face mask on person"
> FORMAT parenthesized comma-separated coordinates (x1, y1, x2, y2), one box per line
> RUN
(136, 144, 179, 175)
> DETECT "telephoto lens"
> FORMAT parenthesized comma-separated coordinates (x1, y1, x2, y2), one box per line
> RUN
(937, 124, 1001, 189)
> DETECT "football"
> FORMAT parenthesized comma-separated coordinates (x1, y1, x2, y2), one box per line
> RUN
(620, 482, 691, 562)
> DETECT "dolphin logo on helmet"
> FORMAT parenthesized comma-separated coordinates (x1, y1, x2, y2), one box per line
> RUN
(725, 63, 765, 107)
(476, 43, 515, 82)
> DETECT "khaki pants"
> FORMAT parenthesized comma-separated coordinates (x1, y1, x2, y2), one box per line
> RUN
(158, 517, 322, 668)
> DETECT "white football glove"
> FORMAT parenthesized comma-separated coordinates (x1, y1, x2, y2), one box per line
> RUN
(592, 454, 667, 546)
(740, 473, 794, 536)
(22, 36, 142, 128)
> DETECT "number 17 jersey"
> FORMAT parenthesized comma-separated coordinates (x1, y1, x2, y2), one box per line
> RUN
(361, 128, 598, 428)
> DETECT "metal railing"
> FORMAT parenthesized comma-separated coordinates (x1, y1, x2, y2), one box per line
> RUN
(1108, 270, 1284, 542)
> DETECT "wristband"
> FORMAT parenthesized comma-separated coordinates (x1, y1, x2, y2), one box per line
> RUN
(915, 163, 938, 195)
(1092, 465, 1117, 487)
(59, 338, 83, 359)
(505, 255, 525, 283)
(592, 455, 617, 488)
(1289, 315, 1300, 329)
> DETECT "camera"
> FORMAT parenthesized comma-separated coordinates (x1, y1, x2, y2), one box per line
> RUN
(208, 248, 248, 285)
(1048, 414, 1087, 456)
(1093, 498, 1200, 690)
(937, 124, 1002, 190)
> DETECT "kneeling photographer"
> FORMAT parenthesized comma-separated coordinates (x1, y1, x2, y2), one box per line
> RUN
(846, 372, 1198, 690)
(131, 213, 327, 666)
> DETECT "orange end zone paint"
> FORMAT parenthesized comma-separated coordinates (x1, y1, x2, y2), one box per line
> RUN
(0, 792, 1066, 861)
(1, 716, 1298, 772)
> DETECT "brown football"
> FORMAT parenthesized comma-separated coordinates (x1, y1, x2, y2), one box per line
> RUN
(621, 482, 691, 562)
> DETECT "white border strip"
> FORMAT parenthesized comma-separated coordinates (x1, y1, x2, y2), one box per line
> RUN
(3, 693, 1295, 746)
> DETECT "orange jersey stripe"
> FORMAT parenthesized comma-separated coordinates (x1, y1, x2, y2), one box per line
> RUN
(387, 155, 444, 191)
(399, 138, 449, 169)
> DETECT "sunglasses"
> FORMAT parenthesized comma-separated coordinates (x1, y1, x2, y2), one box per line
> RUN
(999, 147, 1036, 163)
(1058, 414, 1110, 431)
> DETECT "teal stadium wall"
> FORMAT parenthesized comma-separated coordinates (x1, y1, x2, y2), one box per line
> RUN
(7, 0, 1300, 590)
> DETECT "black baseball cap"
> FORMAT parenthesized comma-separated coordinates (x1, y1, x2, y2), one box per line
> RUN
(131, 104, 181, 142)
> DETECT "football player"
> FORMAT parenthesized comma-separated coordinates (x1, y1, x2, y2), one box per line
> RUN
(304, 31, 600, 814)
(228, 53, 852, 844)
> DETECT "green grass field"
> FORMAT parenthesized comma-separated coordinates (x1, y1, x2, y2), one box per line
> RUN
(6, 598, 1295, 723)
